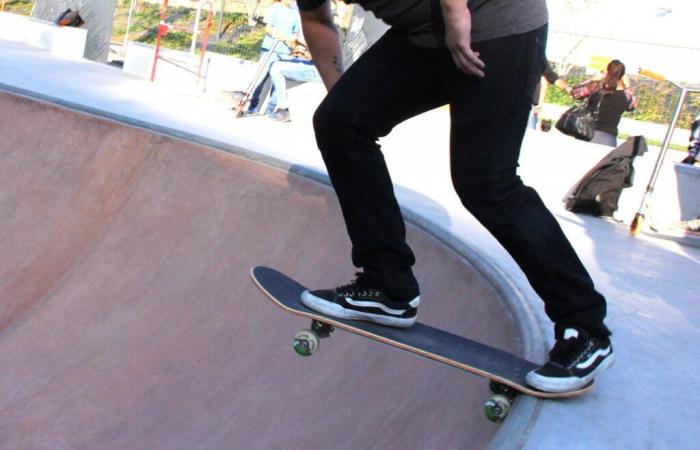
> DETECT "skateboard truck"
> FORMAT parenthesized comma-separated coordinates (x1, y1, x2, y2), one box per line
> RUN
(293, 320, 334, 356)
(485, 380, 518, 423)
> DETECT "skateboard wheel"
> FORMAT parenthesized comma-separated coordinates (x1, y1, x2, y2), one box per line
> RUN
(293, 329, 320, 357)
(311, 320, 334, 339)
(484, 394, 511, 423)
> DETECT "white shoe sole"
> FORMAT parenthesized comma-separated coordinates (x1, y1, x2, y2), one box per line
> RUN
(300, 290, 417, 328)
(526, 351, 615, 393)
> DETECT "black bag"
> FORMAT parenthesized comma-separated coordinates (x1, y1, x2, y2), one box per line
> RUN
(55, 8, 84, 28)
(566, 158, 633, 216)
(565, 136, 648, 217)
(555, 105, 596, 141)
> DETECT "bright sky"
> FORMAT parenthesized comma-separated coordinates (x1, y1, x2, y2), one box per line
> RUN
(547, 0, 699, 82)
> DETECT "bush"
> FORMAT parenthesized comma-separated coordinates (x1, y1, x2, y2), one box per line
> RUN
(111, 2, 265, 61)
(2, 0, 34, 15)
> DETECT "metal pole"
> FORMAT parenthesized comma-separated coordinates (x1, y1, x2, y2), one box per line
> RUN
(631, 67, 694, 236)
(215, 0, 225, 43)
(123, 0, 137, 54)
(646, 87, 687, 191)
(198, 2, 213, 79)
(150, 0, 169, 82)
(190, 0, 203, 59)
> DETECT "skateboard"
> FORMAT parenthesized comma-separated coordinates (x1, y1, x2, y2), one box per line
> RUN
(250, 266, 593, 422)
(233, 40, 281, 117)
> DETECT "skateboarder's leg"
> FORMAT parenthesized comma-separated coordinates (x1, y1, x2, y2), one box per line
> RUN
(444, 26, 613, 391)
(302, 31, 447, 326)
(313, 31, 447, 297)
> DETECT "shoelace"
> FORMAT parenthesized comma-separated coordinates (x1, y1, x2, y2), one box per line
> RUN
(549, 337, 594, 367)
(336, 273, 382, 298)
(550, 338, 581, 364)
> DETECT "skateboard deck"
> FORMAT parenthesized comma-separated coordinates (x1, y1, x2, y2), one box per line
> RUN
(251, 266, 592, 420)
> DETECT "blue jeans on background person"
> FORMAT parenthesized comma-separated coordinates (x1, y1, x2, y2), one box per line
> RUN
(269, 59, 322, 111)
(312, 26, 610, 339)
(528, 108, 538, 129)
(247, 49, 294, 114)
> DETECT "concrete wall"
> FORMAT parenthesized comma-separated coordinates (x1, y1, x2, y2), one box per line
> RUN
(124, 42, 258, 94)
(31, 0, 114, 63)
(342, 6, 389, 68)
(675, 163, 700, 221)
(0, 11, 86, 60)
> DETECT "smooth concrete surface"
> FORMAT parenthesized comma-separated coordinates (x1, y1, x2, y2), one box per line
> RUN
(0, 90, 518, 449)
(1, 39, 699, 450)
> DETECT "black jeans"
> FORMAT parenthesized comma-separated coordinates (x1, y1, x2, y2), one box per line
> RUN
(312, 26, 610, 338)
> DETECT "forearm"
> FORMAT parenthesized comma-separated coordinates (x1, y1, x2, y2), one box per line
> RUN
(440, 0, 469, 38)
(439, 0, 484, 76)
(441, 0, 468, 19)
(300, 11, 343, 90)
(554, 78, 572, 94)
(265, 26, 298, 47)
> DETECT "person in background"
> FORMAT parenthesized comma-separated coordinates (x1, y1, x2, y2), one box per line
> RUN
(267, 44, 322, 122)
(573, 59, 637, 147)
(676, 116, 699, 232)
(242, 0, 302, 115)
(530, 61, 572, 129)
(681, 114, 700, 165)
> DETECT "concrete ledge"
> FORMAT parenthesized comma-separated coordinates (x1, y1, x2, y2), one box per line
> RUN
(124, 42, 258, 94)
(0, 11, 86, 60)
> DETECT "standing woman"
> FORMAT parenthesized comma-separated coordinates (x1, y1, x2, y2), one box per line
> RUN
(573, 59, 637, 147)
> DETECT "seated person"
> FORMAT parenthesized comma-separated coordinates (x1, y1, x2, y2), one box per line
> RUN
(267, 45, 322, 122)
(245, 0, 301, 115)
(682, 114, 699, 165)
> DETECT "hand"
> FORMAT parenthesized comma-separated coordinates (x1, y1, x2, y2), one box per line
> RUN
(442, 1, 485, 77)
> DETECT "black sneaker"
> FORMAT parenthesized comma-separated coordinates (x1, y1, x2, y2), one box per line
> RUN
(300, 275, 419, 328)
(526, 327, 614, 392)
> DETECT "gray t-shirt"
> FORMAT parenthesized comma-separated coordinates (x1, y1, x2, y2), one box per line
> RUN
(297, 0, 548, 47)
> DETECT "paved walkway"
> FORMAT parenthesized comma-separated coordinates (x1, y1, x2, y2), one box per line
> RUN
(1, 40, 698, 449)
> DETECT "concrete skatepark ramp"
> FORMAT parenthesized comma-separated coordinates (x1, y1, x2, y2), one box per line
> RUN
(0, 90, 521, 449)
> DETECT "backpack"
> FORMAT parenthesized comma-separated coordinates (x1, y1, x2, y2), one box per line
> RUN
(566, 158, 634, 216)
(565, 136, 647, 217)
